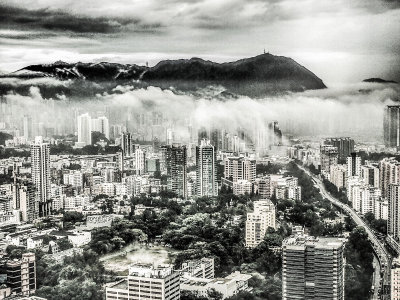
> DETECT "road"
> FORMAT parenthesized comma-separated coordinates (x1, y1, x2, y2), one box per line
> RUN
(297, 164, 392, 300)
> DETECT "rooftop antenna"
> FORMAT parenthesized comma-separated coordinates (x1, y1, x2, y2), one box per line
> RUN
(264, 48, 266, 54)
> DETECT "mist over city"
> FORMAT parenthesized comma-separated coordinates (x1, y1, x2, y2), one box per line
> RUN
(0, 1, 399, 300)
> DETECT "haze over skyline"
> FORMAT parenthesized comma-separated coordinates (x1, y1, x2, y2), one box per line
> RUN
(0, 0, 399, 84)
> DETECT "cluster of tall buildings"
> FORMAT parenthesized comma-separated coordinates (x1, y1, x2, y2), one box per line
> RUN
(76, 113, 110, 147)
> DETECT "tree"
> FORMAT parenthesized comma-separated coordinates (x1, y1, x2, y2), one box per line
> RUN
(57, 238, 73, 251)
(345, 227, 374, 300)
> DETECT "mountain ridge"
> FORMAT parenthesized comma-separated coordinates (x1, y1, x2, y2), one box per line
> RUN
(3, 53, 327, 97)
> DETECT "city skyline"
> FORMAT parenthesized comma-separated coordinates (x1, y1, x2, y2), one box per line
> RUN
(0, 1, 399, 300)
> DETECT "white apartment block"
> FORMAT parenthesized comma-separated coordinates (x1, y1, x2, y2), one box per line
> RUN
(330, 164, 347, 189)
(106, 264, 180, 300)
(63, 170, 83, 188)
(233, 180, 252, 195)
(374, 199, 388, 220)
(347, 177, 381, 215)
(245, 199, 276, 248)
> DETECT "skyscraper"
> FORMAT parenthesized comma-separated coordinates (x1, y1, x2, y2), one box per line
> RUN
(31, 136, 51, 217)
(121, 132, 134, 157)
(135, 147, 146, 175)
(347, 152, 361, 177)
(324, 137, 354, 163)
(196, 139, 217, 197)
(162, 144, 187, 198)
(379, 158, 400, 198)
(384, 105, 400, 149)
(23, 115, 32, 142)
(77, 113, 92, 147)
(282, 235, 345, 300)
(388, 184, 400, 251)
(320, 145, 338, 175)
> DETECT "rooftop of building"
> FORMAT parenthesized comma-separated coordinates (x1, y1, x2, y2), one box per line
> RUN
(108, 279, 128, 290)
(128, 263, 175, 279)
(283, 234, 344, 249)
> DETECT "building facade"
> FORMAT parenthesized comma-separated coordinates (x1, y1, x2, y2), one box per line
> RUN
(245, 199, 276, 248)
(384, 105, 400, 149)
(106, 264, 180, 300)
(6, 252, 36, 297)
(162, 145, 187, 198)
(324, 137, 354, 163)
(196, 139, 217, 197)
(30, 136, 51, 217)
(77, 113, 92, 147)
(282, 235, 345, 300)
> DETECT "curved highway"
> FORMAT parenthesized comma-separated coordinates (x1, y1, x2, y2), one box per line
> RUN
(297, 164, 391, 300)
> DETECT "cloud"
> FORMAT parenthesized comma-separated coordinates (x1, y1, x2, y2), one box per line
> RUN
(0, 4, 162, 34)
(2, 79, 399, 147)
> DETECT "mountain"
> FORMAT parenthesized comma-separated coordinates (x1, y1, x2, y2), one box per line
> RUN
(3, 54, 326, 97)
(363, 78, 398, 84)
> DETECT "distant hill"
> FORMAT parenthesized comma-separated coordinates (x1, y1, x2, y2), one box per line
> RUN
(2, 53, 327, 97)
(363, 78, 397, 84)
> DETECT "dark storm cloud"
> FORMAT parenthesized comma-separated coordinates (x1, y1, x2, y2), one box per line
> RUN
(0, 4, 162, 35)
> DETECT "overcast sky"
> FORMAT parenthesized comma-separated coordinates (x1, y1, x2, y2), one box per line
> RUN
(0, 0, 399, 84)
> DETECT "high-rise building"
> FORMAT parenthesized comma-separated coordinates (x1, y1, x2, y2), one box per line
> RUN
(320, 146, 338, 175)
(384, 105, 400, 149)
(379, 158, 400, 198)
(330, 164, 347, 190)
(30, 136, 51, 217)
(324, 137, 354, 163)
(245, 199, 276, 248)
(361, 164, 380, 188)
(12, 182, 37, 222)
(92, 116, 110, 139)
(162, 144, 187, 198)
(77, 113, 92, 147)
(6, 252, 36, 296)
(224, 157, 256, 183)
(121, 132, 134, 157)
(196, 139, 217, 197)
(166, 128, 174, 145)
(135, 147, 146, 175)
(347, 152, 361, 177)
(388, 184, 400, 251)
(392, 257, 400, 300)
(106, 263, 180, 300)
(282, 235, 345, 300)
(346, 177, 380, 215)
(258, 176, 271, 199)
(23, 115, 32, 142)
